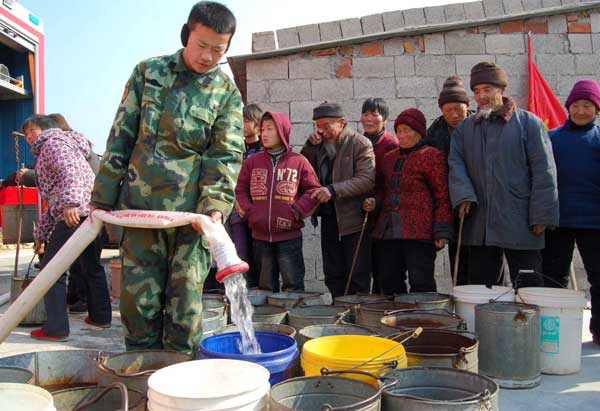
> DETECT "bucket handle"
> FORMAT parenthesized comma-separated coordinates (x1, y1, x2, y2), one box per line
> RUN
(453, 346, 471, 368)
(319, 368, 397, 411)
(292, 297, 306, 308)
(96, 352, 157, 378)
(73, 382, 129, 411)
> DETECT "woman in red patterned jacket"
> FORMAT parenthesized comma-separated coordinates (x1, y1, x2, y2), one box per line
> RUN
(372, 108, 452, 295)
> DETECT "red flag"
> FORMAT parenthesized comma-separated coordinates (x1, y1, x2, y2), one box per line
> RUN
(528, 35, 567, 130)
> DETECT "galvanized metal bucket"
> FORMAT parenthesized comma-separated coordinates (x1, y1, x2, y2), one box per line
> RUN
(201, 309, 227, 340)
(288, 305, 349, 330)
(202, 297, 228, 318)
(334, 294, 390, 323)
(0, 350, 100, 391)
(0, 366, 34, 384)
(52, 383, 146, 411)
(247, 288, 273, 305)
(382, 366, 499, 411)
(475, 301, 541, 389)
(10, 275, 47, 325)
(402, 330, 479, 373)
(252, 304, 288, 324)
(267, 291, 322, 309)
(96, 350, 191, 393)
(393, 292, 454, 312)
(269, 368, 396, 411)
(355, 301, 417, 336)
(215, 322, 296, 339)
(381, 310, 466, 332)
(297, 323, 377, 350)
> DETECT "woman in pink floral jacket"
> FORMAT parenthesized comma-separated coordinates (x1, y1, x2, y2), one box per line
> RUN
(23, 115, 111, 341)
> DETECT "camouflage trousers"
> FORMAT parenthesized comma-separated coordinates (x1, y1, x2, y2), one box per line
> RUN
(120, 225, 210, 353)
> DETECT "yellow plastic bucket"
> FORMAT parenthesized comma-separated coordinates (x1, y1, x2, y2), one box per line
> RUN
(301, 335, 407, 386)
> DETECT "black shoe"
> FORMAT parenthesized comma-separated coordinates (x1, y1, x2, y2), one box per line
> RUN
(69, 300, 88, 313)
(34, 262, 41, 270)
(593, 333, 600, 345)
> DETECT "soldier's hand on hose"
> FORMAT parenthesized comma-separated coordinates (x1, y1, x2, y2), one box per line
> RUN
(63, 206, 80, 227)
(457, 201, 472, 219)
(191, 210, 223, 234)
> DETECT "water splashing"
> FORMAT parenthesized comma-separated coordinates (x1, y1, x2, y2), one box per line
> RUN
(223, 273, 261, 354)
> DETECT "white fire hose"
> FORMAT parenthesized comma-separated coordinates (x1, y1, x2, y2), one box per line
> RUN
(0, 210, 248, 343)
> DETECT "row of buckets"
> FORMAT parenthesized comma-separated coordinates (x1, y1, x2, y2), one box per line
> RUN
(0, 285, 587, 410)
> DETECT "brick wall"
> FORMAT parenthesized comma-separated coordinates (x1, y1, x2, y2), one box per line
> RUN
(234, 1, 600, 295)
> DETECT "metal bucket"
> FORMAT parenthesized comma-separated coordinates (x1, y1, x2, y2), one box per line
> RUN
(52, 384, 146, 411)
(297, 323, 377, 350)
(475, 302, 541, 388)
(394, 292, 453, 312)
(96, 350, 191, 393)
(334, 294, 390, 323)
(288, 305, 349, 330)
(201, 309, 227, 340)
(355, 301, 416, 336)
(215, 322, 296, 339)
(381, 310, 466, 332)
(402, 330, 479, 373)
(10, 275, 47, 325)
(202, 297, 228, 317)
(382, 366, 499, 411)
(267, 291, 322, 309)
(269, 370, 395, 411)
(0, 350, 100, 391)
(0, 366, 34, 384)
(252, 304, 288, 324)
(247, 288, 273, 305)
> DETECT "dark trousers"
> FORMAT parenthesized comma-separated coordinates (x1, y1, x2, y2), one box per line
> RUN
(469, 246, 543, 288)
(254, 237, 305, 292)
(321, 215, 371, 298)
(229, 220, 258, 288)
(448, 241, 470, 286)
(373, 239, 437, 295)
(542, 228, 600, 335)
(42, 220, 111, 335)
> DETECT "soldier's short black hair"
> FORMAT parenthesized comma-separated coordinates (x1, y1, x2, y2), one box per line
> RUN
(361, 98, 390, 121)
(188, 1, 236, 36)
(21, 114, 58, 133)
(243, 103, 263, 124)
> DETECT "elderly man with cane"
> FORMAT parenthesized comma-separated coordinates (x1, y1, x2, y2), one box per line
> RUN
(301, 102, 375, 298)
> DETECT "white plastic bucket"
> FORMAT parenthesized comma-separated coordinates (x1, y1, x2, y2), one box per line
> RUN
(0, 383, 55, 411)
(517, 287, 586, 375)
(147, 359, 270, 411)
(453, 285, 515, 332)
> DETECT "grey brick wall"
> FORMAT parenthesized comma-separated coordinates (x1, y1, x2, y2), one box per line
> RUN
(241, 2, 600, 295)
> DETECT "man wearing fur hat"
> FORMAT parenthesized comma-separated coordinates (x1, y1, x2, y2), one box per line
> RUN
(448, 62, 559, 288)
(426, 76, 473, 285)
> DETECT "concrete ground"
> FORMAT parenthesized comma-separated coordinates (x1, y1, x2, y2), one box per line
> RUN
(0, 246, 598, 409)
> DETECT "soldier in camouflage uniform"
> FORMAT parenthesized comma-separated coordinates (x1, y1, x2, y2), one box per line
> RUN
(90, 2, 244, 353)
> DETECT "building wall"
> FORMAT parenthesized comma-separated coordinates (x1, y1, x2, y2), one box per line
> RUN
(240, 1, 600, 295)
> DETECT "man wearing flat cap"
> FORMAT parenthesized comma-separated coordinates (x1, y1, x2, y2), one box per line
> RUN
(448, 62, 559, 288)
(301, 102, 375, 297)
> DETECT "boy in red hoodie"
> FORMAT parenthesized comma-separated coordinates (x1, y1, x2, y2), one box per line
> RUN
(235, 112, 320, 291)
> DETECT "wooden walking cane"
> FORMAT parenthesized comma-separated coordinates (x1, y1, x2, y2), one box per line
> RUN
(343, 211, 370, 296)
(452, 213, 465, 287)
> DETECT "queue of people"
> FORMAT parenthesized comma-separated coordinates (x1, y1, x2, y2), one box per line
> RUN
(233, 62, 599, 346)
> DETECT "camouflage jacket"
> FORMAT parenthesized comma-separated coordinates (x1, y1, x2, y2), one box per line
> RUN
(91, 50, 244, 217)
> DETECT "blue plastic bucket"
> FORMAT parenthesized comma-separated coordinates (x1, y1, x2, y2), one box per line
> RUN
(197, 332, 299, 385)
